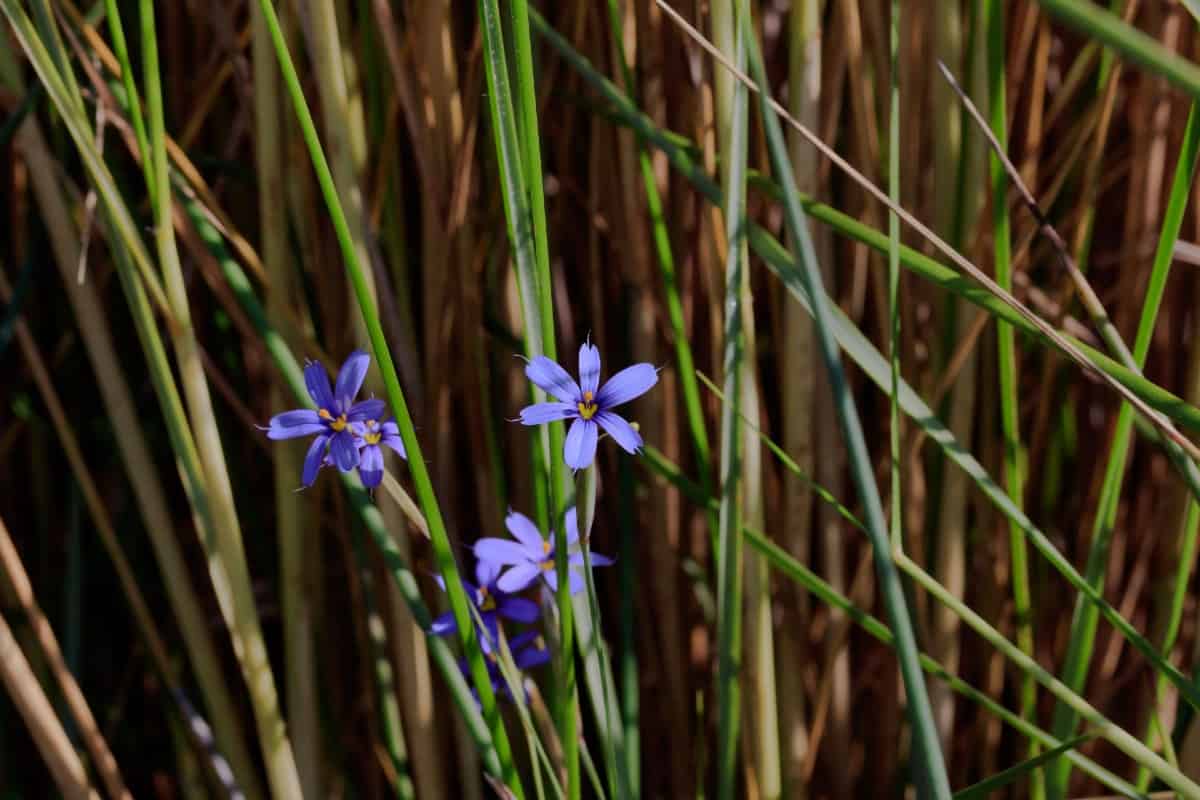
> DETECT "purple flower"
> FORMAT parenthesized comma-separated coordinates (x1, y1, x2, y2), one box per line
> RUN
(474, 508, 613, 596)
(264, 350, 385, 487)
(518, 341, 658, 470)
(459, 630, 551, 704)
(350, 418, 406, 489)
(430, 558, 540, 652)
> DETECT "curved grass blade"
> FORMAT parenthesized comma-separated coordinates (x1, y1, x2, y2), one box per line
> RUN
(954, 735, 1095, 800)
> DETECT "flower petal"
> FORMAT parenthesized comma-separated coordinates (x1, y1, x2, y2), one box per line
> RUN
(496, 562, 541, 594)
(505, 510, 546, 555)
(563, 418, 598, 470)
(578, 342, 601, 396)
(497, 596, 540, 624)
(525, 356, 580, 403)
(596, 363, 658, 408)
(304, 361, 335, 409)
(346, 398, 386, 423)
(518, 402, 576, 426)
(564, 506, 579, 545)
(475, 538, 533, 567)
(379, 420, 407, 458)
(430, 610, 457, 636)
(266, 409, 326, 440)
(358, 444, 384, 488)
(301, 434, 329, 487)
(334, 349, 370, 411)
(571, 551, 614, 567)
(515, 641, 551, 670)
(595, 411, 643, 454)
(328, 430, 360, 471)
(476, 558, 501, 589)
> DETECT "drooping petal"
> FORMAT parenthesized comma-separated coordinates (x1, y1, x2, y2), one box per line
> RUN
(525, 356, 580, 403)
(568, 550, 614, 567)
(505, 510, 546, 555)
(333, 349, 370, 411)
(596, 363, 658, 408)
(473, 559, 498, 589)
(578, 342, 601, 396)
(346, 398, 386, 423)
(303, 360, 335, 410)
(496, 562, 541, 594)
(328, 429, 361, 471)
(564, 507, 579, 545)
(497, 596, 540, 624)
(379, 420, 407, 458)
(266, 409, 326, 440)
(518, 402, 577, 426)
(358, 444, 384, 488)
(430, 610, 457, 636)
(301, 434, 329, 487)
(595, 410, 643, 454)
(563, 418, 598, 470)
(515, 640, 551, 670)
(475, 538, 533, 567)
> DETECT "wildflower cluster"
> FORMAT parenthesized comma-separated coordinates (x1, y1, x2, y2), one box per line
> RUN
(264, 341, 655, 703)
(264, 350, 405, 489)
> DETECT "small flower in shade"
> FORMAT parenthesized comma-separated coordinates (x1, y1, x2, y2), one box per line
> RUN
(518, 341, 658, 470)
(430, 558, 540, 651)
(460, 630, 551, 704)
(264, 350, 385, 486)
(474, 508, 613, 596)
(350, 418, 406, 489)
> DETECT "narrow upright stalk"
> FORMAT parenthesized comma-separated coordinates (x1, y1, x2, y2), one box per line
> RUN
(251, 3, 321, 795)
(737, 4, 952, 795)
(255, 1, 524, 794)
(139, 3, 303, 795)
(986, 1, 1039, 796)
(711, 3, 750, 796)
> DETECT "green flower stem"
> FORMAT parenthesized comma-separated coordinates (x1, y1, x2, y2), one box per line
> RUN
(253, 1, 523, 794)
(738, 5, 951, 796)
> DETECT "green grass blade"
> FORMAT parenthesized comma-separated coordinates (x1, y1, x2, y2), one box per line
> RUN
(954, 735, 1095, 800)
(253, 1, 523, 794)
(1048, 101, 1200, 798)
(738, 5, 951, 796)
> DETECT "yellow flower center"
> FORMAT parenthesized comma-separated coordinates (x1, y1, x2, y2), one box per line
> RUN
(319, 408, 349, 431)
(539, 559, 555, 572)
(479, 588, 496, 612)
(577, 389, 598, 420)
(362, 420, 382, 445)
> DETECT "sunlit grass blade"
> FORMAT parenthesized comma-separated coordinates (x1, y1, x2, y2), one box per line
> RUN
(638, 445, 1144, 799)
(253, 1, 524, 794)
(954, 735, 1094, 800)
(734, 3, 950, 795)
(1048, 101, 1200, 798)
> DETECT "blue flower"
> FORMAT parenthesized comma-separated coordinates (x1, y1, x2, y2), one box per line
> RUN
(349, 418, 406, 489)
(265, 350, 385, 487)
(474, 508, 613, 596)
(459, 630, 551, 704)
(519, 341, 658, 470)
(430, 558, 540, 652)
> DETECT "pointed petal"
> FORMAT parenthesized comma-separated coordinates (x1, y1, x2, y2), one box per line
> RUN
(430, 611, 457, 636)
(358, 444, 384, 488)
(496, 562, 541, 594)
(379, 421, 407, 459)
(301, 434, 329, 487)
(497, 596, 540, 624)
(596, 363, 658, 408)
(505, 510, 546, 554)
(563, 418, 598, 470)
(346, 398, 386, 422)
(266, 409, 325, 440)
(515, 641, 551, 670)
(525, 356, 580, 403)
(564, 507, 579, 545)
(303, 361, 335, 409)
(578, 342, 601, 396)
(476, 558, 501, 588)
(474, 538, 533, 566)
(518, 402, 576, 426)
(595, 411, 643, 453)
(334, 349, 370, 410)
(329, 430, 360, 471)
(567, 571, 585, 595)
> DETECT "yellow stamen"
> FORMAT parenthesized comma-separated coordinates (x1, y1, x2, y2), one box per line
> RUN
(318, 408, 333, 420)
(539, 559, 555, 572)
(577, 400, 598, 420)
(541, 540, 551, 555)
(329, 414, 348, 432)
